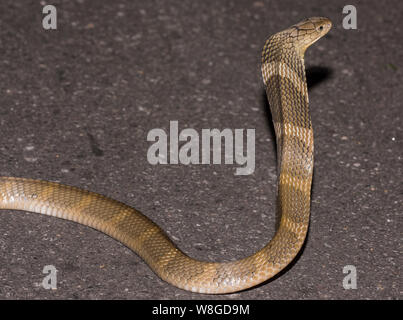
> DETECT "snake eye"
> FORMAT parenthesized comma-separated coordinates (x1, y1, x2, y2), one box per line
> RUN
(319, 26, 324, 31)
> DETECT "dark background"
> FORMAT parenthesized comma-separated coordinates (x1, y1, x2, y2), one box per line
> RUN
(0, 0, 400, 299)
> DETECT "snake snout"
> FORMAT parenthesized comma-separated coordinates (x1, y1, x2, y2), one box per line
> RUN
(315, 17, 332, 35)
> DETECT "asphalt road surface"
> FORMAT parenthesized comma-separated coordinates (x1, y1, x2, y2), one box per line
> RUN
(0, 0, 400, 299)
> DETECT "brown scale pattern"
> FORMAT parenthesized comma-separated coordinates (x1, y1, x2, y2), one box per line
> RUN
(0, 17, 331, 294)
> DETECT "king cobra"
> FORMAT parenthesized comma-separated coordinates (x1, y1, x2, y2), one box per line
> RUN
(0, 17, 331, 294)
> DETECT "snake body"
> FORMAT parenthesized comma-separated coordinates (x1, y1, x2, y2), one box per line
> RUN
(0, 17, 331, 294)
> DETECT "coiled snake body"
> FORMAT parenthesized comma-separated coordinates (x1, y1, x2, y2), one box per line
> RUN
(0, 17, 331, 294)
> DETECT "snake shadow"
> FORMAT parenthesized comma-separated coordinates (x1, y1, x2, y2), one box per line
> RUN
(240, 66, 332, 292)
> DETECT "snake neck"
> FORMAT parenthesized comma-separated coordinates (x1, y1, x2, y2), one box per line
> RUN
(262, 34, 313, 179)
(261, 33, 314, 252)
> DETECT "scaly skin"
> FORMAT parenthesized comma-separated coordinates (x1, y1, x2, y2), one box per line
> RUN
(0, 17, 331, 294)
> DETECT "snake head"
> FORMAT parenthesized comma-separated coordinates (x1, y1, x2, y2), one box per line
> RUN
(290, 17, 332, 58)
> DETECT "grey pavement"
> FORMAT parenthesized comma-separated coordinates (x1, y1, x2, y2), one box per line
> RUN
(0, 0, 401, 299)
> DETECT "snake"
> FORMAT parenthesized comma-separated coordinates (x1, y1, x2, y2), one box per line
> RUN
(0, 17, 331, 294)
